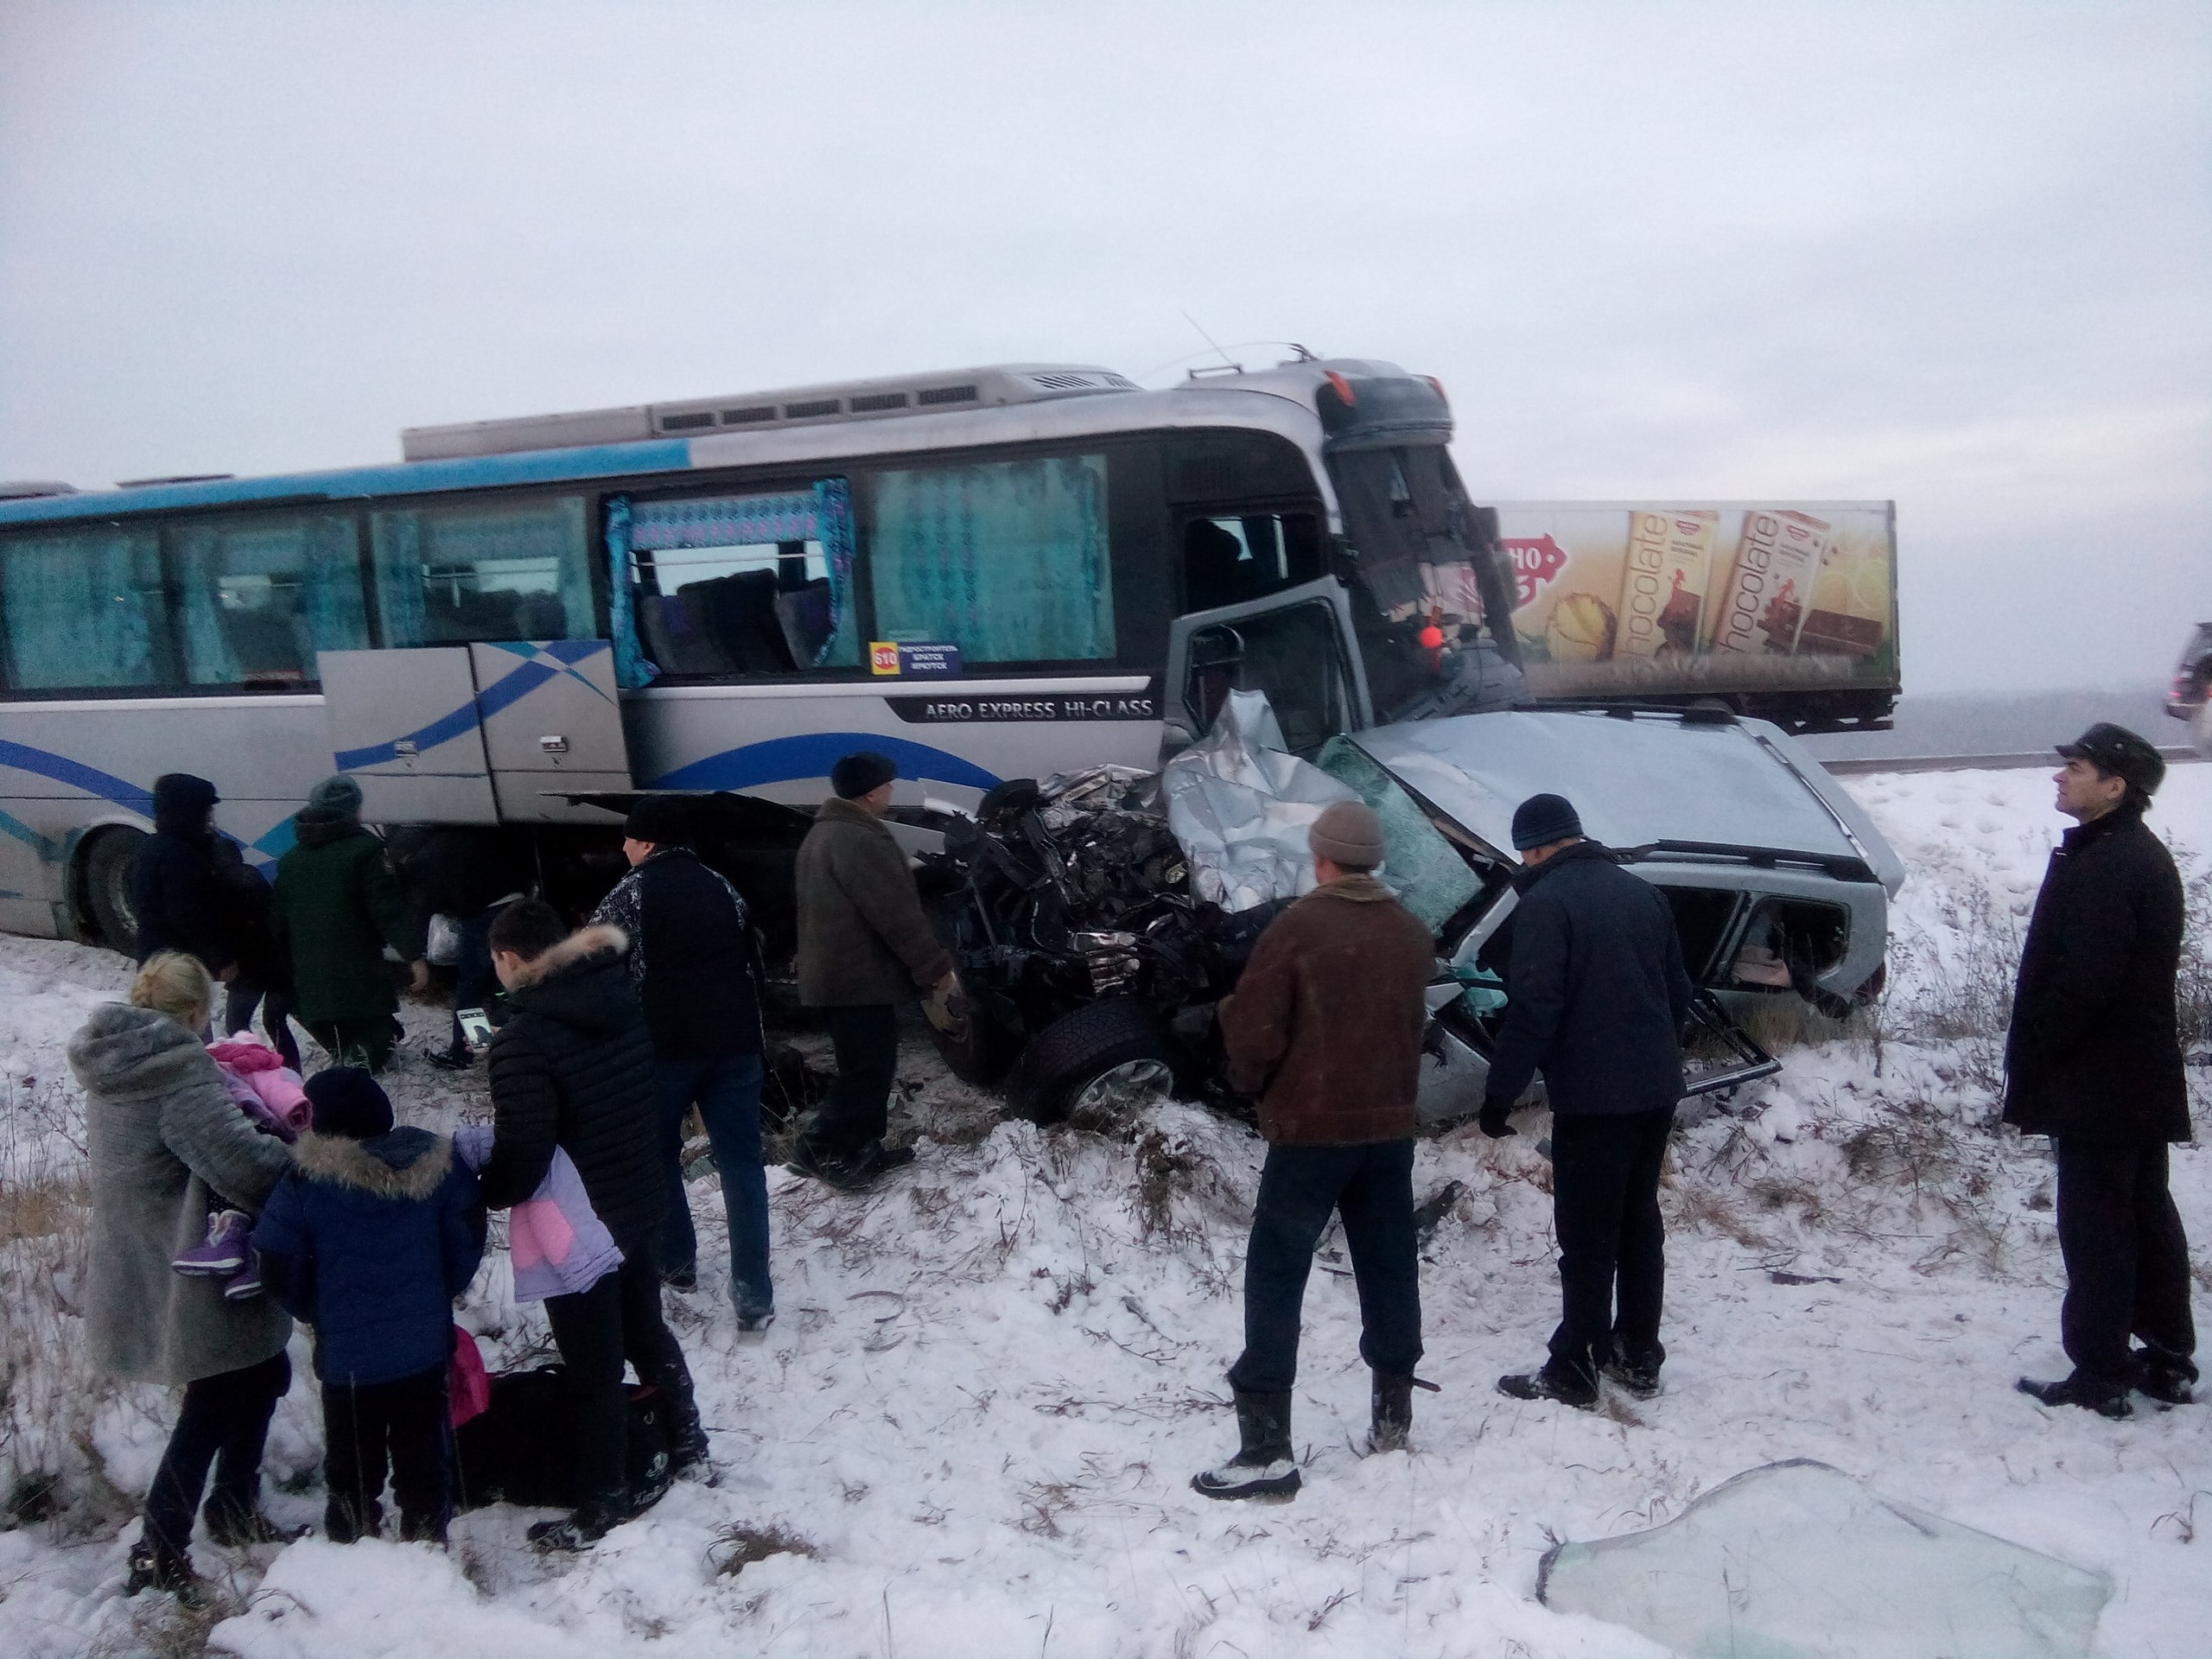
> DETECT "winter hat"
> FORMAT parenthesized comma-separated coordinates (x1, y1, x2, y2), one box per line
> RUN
(2056, 722, 2166, 798)
(151, 773, 219, 836)
(307, 774, 365, 819)
(305, 1066, 393, 1141)
(831, 750, 899, 799)
(1309, 800, 1386, 871)
(1510, 792, 1583, 851)
(623, 795, 694, 847)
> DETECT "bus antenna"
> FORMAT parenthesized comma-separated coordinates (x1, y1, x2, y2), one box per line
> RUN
(1179, 311, 1242, 374)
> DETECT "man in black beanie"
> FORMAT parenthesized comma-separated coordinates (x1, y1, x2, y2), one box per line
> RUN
(788, 752, 958, 1190)
(1481, 791, 1693, 1407)
(590, 795, 772, 1328)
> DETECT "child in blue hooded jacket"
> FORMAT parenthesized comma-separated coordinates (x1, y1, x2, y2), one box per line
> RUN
(256, 1068, 486, 1544)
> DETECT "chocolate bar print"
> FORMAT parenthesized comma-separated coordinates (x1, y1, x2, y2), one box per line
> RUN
(1712, 509, 1834, 656)
(1617, 510, 1716, 658)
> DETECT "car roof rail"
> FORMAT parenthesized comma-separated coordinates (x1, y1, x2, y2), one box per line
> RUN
(1615, 838, 1878, 885)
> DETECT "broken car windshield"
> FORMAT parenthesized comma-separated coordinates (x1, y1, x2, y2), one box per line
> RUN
(1328, 444, 1523, 722)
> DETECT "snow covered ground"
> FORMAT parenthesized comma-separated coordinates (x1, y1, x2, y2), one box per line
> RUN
(0, 765, 2207, 1657)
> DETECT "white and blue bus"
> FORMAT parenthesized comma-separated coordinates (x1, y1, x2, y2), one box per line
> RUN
(0, 356, 1531, 949)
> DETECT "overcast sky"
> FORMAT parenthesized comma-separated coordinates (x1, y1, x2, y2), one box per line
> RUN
(3, 1, 2206, 695)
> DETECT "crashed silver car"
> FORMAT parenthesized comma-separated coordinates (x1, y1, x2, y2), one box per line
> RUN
(924, 690, 1903, 1124)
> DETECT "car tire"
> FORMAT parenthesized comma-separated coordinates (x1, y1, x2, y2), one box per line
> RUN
(1001, 1000, 1181, 1125)
(82, 827, 146, 957)
(927, 1006, 1019, 1087)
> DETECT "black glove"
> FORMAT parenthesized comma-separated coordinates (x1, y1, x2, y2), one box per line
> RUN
(1478, 1098, 1516, 1139)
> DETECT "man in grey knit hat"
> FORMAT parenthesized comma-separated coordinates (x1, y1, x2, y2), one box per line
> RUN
(1192, 798, 1437, 1500)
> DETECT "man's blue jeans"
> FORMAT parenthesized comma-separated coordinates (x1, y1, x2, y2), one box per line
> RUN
(652, 1052, 772, 1319)
(1227, 1140, 1421, 1395)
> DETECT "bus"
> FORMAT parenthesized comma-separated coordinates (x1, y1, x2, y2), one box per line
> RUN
(0, 356, 1545, 947)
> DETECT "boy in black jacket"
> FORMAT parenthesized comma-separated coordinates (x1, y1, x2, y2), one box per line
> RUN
(256, 1069, 485, 1544)
(589, 796, 772, 1321)
(479, 900, 709, 1553)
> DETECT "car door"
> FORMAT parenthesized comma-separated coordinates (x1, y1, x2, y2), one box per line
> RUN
(1163, 578, 1373, 758)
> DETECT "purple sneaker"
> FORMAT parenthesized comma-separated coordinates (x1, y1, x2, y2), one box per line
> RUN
(223, 1255, 264, 1300)
(174, 1210, 251, 1276)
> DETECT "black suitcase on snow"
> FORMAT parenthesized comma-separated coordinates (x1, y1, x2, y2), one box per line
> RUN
(453, 1364, 674, 1514)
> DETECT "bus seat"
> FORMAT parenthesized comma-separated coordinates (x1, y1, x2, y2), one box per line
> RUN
(772, 579, 834, 667)
(677, 570, 798, 675)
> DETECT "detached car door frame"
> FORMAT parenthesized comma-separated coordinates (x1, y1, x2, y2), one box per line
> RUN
(1163, 577, 1375, 757)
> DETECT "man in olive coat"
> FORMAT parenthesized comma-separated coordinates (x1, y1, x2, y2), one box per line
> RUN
(1193, 799, 1436, 1501)
(790, 752, 958, 1191)
(2008, 724, 2193, 1419)
(271, 775, 429, 1071)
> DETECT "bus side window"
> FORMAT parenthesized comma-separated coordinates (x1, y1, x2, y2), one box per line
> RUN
(625, 489, 858, 676)
(1180, 512, 1321, 613)
(171, 513, 370, 686)
(867, 453, 1116, 664)
(370, 497, 593, 647)
(0, 524, 174, 690)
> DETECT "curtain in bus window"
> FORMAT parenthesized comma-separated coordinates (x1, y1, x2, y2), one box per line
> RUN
(868, 454, 1114, 664)
(1, 526, 168, 690)
(613, 483, 859, 686)
(173, 514, 370, 684)
(370, 497, 592, 647)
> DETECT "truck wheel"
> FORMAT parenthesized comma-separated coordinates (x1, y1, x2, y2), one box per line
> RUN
(82, 828, 146, 956)
(1002, 1000, 1181, 1124)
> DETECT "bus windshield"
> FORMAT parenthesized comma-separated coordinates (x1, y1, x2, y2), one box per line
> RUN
(1328, 442, 1523, 723)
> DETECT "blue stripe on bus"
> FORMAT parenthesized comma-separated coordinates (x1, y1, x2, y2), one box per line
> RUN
(0, 740, 156, 817)
(0, 439, 696, 526)
(0, 739, 289, 865)
(649, 733, 1001, 793)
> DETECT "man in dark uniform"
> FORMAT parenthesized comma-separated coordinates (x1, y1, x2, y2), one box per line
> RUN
(1480, 792, 1694, 1408)
(2009, 724, 2193, 1419)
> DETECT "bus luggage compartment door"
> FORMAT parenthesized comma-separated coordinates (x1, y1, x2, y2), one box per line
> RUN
(321, 647, 500, 824)
(467, 640, 633, 823)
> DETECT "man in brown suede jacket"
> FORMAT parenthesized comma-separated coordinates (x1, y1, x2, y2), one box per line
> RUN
(790, 751, 959, 1191)
(1193, 799, 1436, 1501)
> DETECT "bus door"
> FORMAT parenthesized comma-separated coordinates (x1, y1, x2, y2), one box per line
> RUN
(319, 639, 632, 824)
(1164, 578, 1372, 759)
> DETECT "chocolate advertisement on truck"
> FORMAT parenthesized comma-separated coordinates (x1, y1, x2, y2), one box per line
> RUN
(1481, 501, 1899, 725)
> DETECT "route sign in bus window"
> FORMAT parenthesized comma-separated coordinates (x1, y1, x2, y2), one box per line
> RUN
(868, 453, 1115, 666)
(0, 524, 173, 690)
(370, 497, 592, 647)
(171, 513, 370, 686)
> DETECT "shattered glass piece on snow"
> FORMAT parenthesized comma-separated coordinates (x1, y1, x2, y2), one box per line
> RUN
(1315, 734, 1484, 930)
(1162, 690, 1356, 911)
(1538, 1459, 2111, 1659)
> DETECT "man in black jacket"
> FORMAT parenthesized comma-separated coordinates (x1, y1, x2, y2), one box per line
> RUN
(1480, 792, 1694, 1408)
(2007, 724, 2193, 1419)
(479, 901, 708, 1551)
(591, 797, 772, 1326)
(130, 774, 237, 978)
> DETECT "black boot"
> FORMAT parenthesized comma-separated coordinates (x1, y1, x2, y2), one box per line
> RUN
(1191, 1390, 1300, 1500)
(124, 1540, 212, 1610)
(666, 1390, 716, 1486)
(1368, 1373, 1416, 1453)
(1497, 1357, 1599, 1409)
(527, 1496, 626, 1554)
(1600, 1351, 1663, 1401)
(203, 1498, 308, 1547)
(2018, 1373, 2133, 1420)
(2133, 1344, 2197, 1408)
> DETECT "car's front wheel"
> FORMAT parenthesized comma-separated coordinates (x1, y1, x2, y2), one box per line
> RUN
(1001, 1000, 1182, 1124)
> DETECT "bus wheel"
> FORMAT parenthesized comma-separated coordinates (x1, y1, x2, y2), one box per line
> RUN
(81, 828, 145, 956)
(1001, 1000, 1181, 1125)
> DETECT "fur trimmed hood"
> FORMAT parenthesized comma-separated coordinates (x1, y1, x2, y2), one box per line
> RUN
(291, 1126, 453, 1200)
(505, 924, 627, 990)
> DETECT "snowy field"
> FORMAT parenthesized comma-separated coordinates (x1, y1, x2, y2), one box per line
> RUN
(0, 764, 2207, 1657)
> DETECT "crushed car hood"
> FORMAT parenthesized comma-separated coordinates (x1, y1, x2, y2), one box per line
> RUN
(1351, 709, 1904, 895)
